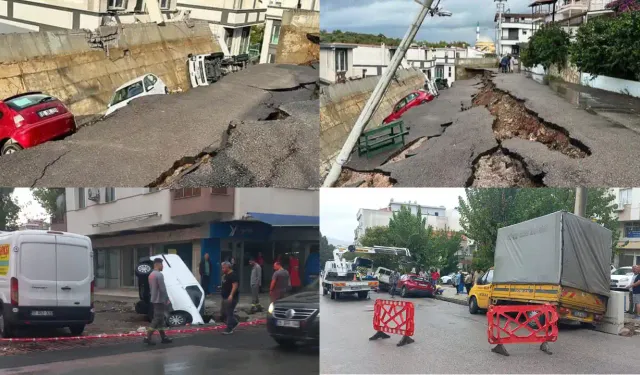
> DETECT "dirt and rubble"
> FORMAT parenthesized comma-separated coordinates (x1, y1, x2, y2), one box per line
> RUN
(336, 169, 395, 187)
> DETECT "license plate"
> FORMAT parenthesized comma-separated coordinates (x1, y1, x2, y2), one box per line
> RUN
(572, 310, 588, 318)
(38, 108, 59, 117)
(31, 310, 53, 316)
(276, 320, 300, 328)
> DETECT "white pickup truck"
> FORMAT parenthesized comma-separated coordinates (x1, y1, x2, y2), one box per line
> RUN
(374, 267, 394, 291)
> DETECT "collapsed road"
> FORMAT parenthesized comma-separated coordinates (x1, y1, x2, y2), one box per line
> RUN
(0, 64, 320, 188)
(337, 70, 640, 187)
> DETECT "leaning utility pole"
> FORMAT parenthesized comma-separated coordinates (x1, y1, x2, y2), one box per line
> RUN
(494, 0, 507, 56)
(323, 0, 444, 187)
(574, 187, 587, 217)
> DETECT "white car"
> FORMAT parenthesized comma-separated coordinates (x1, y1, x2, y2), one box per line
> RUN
(135, 254, 206, 326)
(611, 266, 634, 290)
(105, 74, 167, 116)
(440, 273, 455, 285)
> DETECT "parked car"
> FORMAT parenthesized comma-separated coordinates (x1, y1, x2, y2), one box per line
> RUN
(392, 274, 435, 298)
(267, 278, 319, 348)
(134, 254, 206, 327)
(611, 266, 634, 291)
(440, 273, 455, 285)
(383, 90, 435, 124)
(0, 230, 94, 338)
(105, 74, 167, 117)
(0, 92, 76, 155)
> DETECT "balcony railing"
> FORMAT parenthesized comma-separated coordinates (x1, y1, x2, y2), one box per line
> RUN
(501, 35, 520, 40)
(588, 0, 615, 11)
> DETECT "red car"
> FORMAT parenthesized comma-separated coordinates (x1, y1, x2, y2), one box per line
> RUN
(383, 90, 435, 124)
(0, 92, 76, 155)
(393, 274, 435, 298)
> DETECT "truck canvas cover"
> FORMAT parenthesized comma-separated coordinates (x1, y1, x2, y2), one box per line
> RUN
(493, 211, 612, 297)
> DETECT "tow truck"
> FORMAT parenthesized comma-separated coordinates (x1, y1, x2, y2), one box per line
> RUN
(322, 245, 411, 300)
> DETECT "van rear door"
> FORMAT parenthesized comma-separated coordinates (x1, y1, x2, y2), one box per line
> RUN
(55, 235, 92, 307)
(17, 233, 58, 307)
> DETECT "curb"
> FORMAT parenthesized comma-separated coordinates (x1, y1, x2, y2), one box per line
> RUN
(435, 295, 468, 306)
(0, 319, 267, 343)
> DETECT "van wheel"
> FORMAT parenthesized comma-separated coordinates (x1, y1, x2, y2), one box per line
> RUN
(469, 296, 479, 314)
(0, 310, 15, 338)
(1, 140, 23, 155)
(166, 312, 189, 327)
(330, 292, 336, 300)
(357, 291, 368, 299)
(69, 325, 85, 336)
(135, 261, 153, 277)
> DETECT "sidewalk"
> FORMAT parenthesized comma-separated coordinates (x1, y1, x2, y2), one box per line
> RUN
(435, 285, 468, 306)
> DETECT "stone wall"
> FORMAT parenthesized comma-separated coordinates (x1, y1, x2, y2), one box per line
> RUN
(456, 57, 498, 80)
(320, 68, 424, 173)
(275, 9, 320, 65)
(0, 21, 220, 125)
(549, 62, 580, 85)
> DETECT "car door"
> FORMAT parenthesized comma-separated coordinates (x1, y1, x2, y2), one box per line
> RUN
(17, 233, 58, 307)
(55, 235, 92, 308)
(393, 97, 408, 117)
(143, 74, 160, 95)
(475, 270, 494, 309)
(0, 104, 9, 139)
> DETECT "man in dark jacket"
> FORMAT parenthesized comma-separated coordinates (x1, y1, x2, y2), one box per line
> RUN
(199, 253, 213, 296)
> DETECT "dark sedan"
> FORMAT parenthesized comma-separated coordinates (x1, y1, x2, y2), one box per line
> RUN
(267, 279, 319, 348)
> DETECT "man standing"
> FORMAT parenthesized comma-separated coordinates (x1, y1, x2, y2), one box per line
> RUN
(145, 258, 172, 346)
(249, 258, 263, 312)
(464, 271, 473, 294)
(221, 261, 239, 335)
(432, 269, 440, 288)
(389, 271, 399, 298)
(199, 253, 213, 296)
(270, 262, 290, 303)
(630, 265, 640, 319)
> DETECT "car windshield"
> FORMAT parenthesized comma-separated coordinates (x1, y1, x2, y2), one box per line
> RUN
(410, 276, 427, 282)
(5, 94, 54, 111)
(612, 268, 633, 276)
(110, 82, 144, 106)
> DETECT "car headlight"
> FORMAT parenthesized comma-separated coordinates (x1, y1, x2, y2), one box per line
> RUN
(268, 303, 274, 314)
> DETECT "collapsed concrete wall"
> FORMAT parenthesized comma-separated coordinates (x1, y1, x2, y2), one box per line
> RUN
(456, 57, 498, 80)
(275, 9, 320, 65)
(0, 21, 220, 125)
(320, 68, 424, 174)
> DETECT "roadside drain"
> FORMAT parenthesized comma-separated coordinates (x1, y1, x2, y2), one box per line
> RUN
(336, 169, 395, 187)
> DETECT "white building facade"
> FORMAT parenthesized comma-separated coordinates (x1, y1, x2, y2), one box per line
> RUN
(55, 187, 319, 293)
(259, 0, 319, 64)
(610, 188, 640, 268)
(319, 42, 357, 84)
(494, 12, 537, 56)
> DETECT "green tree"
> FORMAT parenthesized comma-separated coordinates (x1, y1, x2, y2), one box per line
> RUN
(520, 24, 570, 70)
(31, 188, 65, 217)
(320, 234, 335, 265)
(250, 24, 265, 46)
(570, 11, 640, 81)
(458, 188, 618, 269)
(0, 188, 20, 231)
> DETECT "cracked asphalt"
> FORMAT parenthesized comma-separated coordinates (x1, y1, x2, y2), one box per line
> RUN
(344, 72, 640, 187)
(0, 64, 319, 188)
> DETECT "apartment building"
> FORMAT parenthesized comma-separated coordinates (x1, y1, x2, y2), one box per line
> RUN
(176, 0, 266, 55)
(0, 0, 180, 32)
(611, 188, 640, 268)
(494, 12, 539, 56)
(319, 42, 357, 84)
(259, 0, 319, 64)
(53, 187, 319, 293)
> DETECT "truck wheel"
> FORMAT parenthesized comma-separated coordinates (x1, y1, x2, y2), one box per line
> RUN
(323, 288, 328, 295)
(69, 324, 85, 336)
(357, 291, 368, 299)
(401, 287, 408, 298)
(135, 261, 153, 277)
(330, 292, 336, 300)
(469, 296, 479, 314)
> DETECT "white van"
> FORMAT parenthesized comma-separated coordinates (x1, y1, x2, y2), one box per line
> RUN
(0, 230, 94, 338)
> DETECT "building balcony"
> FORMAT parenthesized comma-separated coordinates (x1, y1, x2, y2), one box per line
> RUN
(177, 0, 266, 26)
(170, 188, 235, 223)
(588, 0, 616, 11)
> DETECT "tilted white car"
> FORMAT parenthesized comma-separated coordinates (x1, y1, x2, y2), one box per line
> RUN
(105, 74, 167, 117)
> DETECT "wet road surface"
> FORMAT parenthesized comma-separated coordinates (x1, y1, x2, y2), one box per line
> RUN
(320, 291, 639, 374)
(0, 326, 318, 375)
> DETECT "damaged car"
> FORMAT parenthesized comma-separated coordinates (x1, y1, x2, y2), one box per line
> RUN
(187, 52, 250, 88)
(105, 74, 168, 117)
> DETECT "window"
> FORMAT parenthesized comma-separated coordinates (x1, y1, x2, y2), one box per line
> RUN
(435, 66, 444, 78)
(335, 49, 347, 72)
(173, 188, 201, 199)
(394, 98, 407, 112)
(110, 82, 144, 106)
(105, 188, 116, 203)
(624, 222, 640, 238)
(271, 24, 281, 45)
(239, 27, 250, 54)
(211, 188, 228, 195)
(523, 30, 527, 35)
(485, 269, 494, 284)
(143, 75, 157, 92)
(448, 66, 452, 78)
(78, 188, 86, 209)
(108, 0, 125, 9)
(620, 188, 632, 205)
(224, 28, 233, 51)
(159, 0, 170, 9)
(456, 52, 460, 58)
(233, 0, 244, 9)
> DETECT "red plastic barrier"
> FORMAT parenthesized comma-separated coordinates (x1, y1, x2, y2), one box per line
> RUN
(0, 319, 266, 343)
(373, 299, 414, 337)
(487, 304, 558, 345)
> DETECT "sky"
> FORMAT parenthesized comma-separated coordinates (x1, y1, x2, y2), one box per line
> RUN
(321, 0, 534, 44)
(12, 188, 47, 225)
(321, 188, 466, 243)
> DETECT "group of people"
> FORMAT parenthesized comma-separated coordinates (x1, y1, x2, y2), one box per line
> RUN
(143, 254, 294, 345)
(452, 269, 486, 295)
(499, 54, 519, 73)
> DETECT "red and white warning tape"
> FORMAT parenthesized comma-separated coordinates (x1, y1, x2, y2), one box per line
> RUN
(0, 319, 267, 343)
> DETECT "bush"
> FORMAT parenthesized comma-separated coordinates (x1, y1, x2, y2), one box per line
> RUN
(519, 24, 570, 70)
(570, 11, 640, 81)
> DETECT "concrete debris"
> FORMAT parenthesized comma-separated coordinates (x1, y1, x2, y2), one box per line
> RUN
(471, 150, 542, 188)
(337, 169, 394, 187)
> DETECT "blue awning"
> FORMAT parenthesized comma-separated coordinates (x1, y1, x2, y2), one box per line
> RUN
(245, 212, 319, 227)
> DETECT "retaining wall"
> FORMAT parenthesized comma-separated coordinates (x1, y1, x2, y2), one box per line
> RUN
(456, 57, 498, 80)
(319, 68, 424, 174)
(0, 21, 221, 125)
(275, 9, 320, 65)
